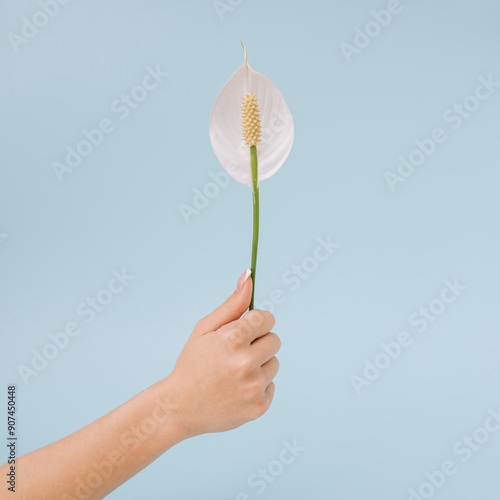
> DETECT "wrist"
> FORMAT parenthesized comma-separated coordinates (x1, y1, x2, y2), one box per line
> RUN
(150, 376, 192, 445)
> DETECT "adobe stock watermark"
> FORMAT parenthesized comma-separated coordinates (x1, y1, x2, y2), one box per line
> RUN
(235, 439, 306, 499)
(255, 236, 340, 313)
(213, 0, 244, 21)
(7, 0, 72, 53)
(60, 394, 176, 500)
(179, 108, 293, 223)
(340, 0, 408, 64)
(17, 268, 135, 386)
(179, 170, 231, 224)
(52, 65, 169, 182)
(350, 278, 467, 395)
(384, 75, 499, 192)
(261, 109, 294, 144)
(407, 406, 500, 500)
(0, 233, 7, 244)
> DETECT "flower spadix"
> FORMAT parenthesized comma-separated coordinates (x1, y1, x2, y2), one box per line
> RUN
(209, 44, 294, 187)
(241, 92, 262, 147)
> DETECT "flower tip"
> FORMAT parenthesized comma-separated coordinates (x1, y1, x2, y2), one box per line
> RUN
(240, 40, 249, 65)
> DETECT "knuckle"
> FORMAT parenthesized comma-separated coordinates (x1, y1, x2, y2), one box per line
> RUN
(246, 311, 265, 329)
(246, 310, 274, 330)
(270, 333, 281, 351)
(236, 322, 249, 339)
(266, 381, 276, 400)
(272, 356, 280, 371)
(250, 397, 269, 420)
(225, 325, 245, 347)
(261, 310, 275, 327)
(266, 311, 276, 328)
(246, 374, 264, 397)
(231, 353, 254, 376)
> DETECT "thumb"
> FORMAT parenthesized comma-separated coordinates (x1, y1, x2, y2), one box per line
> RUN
(193, 269, 253, 336)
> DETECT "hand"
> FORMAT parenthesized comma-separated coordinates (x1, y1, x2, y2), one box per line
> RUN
(2, 271, 280, 500)
(160, 270, 281, 438)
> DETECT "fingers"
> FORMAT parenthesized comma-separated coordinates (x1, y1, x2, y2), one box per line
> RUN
(261, 356, 279, 385)
(265, 381, 276, 404)
(240, 309, 276, 343)
(216, 309, 275, 346)
(251, 332, 281, 364)
(192, 271, 253, 336)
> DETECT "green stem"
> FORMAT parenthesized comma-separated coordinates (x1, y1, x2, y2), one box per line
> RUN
(249, 145, 259, 311)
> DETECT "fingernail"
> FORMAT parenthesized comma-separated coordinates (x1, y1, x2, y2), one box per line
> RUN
(237, 269, 252, 292)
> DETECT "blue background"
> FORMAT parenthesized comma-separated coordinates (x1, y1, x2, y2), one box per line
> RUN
(1, 0, 500, 498)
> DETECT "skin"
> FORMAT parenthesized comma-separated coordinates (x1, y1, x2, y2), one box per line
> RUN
(0, 273, 280, 500)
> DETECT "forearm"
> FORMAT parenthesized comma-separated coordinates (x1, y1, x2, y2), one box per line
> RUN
(1, 378, 185, 500)
(0, 275, 279, 499)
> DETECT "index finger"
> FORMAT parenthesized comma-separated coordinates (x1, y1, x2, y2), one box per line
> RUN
(240, 309, 275, 344)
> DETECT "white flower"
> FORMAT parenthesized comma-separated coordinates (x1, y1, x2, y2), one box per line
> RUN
(209, 44, 294, 187)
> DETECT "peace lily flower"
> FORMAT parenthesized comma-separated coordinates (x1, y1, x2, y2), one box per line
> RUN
(209, 42, 294, 310)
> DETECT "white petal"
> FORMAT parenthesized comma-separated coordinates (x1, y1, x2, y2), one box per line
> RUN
(209, 50, 294, 187)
